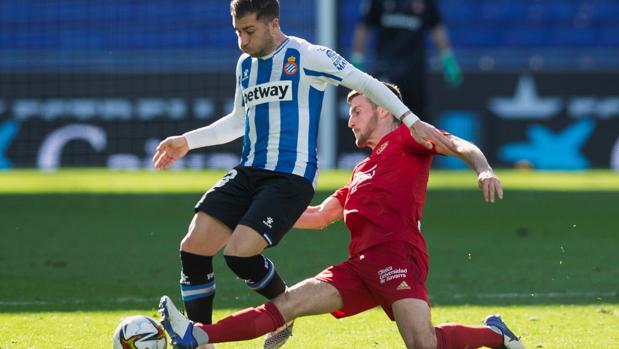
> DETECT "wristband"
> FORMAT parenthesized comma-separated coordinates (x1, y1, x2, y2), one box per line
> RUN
(399, 111, 419, 128)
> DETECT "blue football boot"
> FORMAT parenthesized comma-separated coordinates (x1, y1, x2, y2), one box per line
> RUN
(484, 314, 524, 349)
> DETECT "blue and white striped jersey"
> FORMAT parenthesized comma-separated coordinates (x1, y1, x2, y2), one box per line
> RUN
(232, 36, 355, 187)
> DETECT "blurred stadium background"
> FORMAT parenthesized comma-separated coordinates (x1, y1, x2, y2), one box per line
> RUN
(1, 0, 618, 172)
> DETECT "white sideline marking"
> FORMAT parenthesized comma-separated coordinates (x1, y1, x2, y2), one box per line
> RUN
(0, 296, 154, 307)
(450, 291, 616, 299)
(0, 292, 616, 307)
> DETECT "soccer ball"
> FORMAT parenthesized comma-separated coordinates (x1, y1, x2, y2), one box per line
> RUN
(112, 315, 167, 349)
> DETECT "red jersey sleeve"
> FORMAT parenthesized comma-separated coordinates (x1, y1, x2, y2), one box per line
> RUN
(332, 186, 349, 207)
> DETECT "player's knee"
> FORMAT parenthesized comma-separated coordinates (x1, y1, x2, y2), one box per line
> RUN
(223, 238, 265, 257)
(272, 291, 300, 319)
(180, 234, 203, 253)
(179, 235, 194, 252)
(222, 242, 243, 256)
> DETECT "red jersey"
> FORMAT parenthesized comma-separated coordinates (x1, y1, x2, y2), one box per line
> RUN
(333, 124, 437, 257)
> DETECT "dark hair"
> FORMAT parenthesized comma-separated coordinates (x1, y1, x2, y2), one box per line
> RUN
(346, 82, 403, 103)
(230, 0, 280, 21)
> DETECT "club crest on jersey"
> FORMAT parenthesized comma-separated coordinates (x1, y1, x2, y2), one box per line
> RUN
(376, 141, 389, 155)
(283, 56, 298, 75)
(242, 80, 293, 108)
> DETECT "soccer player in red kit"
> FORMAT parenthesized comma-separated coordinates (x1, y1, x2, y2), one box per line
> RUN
(159, 83, 525, 349)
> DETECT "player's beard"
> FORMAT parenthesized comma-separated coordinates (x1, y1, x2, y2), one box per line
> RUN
(244, 31, 275, 57)
(354, 113, 379, 148)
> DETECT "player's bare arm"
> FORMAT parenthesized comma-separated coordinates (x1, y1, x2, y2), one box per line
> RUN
(294, 196, 343, 229)
(406, 117, 457, 152)
(434, 134, 503, 203)
(152, 135, 190, 170)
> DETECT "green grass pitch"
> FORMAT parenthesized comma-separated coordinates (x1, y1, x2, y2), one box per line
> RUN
(0, 169, 618, 348)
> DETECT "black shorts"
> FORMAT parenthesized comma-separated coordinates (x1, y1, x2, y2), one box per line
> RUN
(195, 166, 315, 247)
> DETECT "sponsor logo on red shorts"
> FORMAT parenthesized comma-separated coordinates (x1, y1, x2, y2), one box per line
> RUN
(377, 266, 408, 284)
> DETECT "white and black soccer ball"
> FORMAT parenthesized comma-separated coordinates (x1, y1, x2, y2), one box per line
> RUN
(112, 315, 167, 349)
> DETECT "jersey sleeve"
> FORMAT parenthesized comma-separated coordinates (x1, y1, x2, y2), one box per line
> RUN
(303, 45, 356, 89)
(182, 56, 246, 149)
(331, 185, 350, 207)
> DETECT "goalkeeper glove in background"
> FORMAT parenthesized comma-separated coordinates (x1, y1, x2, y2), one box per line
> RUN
(441, 51, 463, 88)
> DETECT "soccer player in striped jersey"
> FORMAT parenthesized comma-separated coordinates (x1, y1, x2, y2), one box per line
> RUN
(152, 1, 455, 348)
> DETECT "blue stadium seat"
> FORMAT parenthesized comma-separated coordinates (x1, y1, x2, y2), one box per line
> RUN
(528, 1, 578, 25)
(599, 27, 619, 46)
(439, 0, 478, 25)
(478, 1, 530, 24)
(449, 27, 502, 48)
(550, 27, 596, 47)
(504, 27, 549, 48)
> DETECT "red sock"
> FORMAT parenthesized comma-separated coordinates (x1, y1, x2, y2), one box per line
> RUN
(195, 302, 285, 343)
(435, 323, 503, 349)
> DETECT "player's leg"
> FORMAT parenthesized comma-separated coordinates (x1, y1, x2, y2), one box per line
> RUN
(159, 277, 343, 346)
(392, 298, 512, 349)
(179, 212, 231, 325)
(223, 225, 285, 298)
(223, 171, 314, 300)
(222, 172, 313, 349)
(181, 168, 253, 326)
(223, 226, 290, 349)
(392, 298, 436, 349)
(273, 277, 343, 320)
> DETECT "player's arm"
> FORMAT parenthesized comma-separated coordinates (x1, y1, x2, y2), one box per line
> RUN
(152, 82, 245, 170)
(430, 24, 462, 88)
(304, 45, 456, 152)
(342, 68, 456, 152)
(426, 0, 462, 88)
(294, 196, 344, 230)
(434, 135, 503, 203)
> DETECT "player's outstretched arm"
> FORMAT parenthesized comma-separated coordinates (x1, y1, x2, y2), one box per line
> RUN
(407, 118, 457, 153)
(152, 135, 190, 170)
(152, 109, 245, 170)
(434, 135, 503, 203)
(294, 196, 343, 230)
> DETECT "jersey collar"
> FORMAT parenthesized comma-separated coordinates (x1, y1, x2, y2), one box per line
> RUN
(259, 37, 290, 60)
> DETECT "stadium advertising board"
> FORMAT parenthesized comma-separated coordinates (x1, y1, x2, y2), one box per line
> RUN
(338, 73, 619, 170)
(0, 73, 242, 171)
(1, 72, 618, 170)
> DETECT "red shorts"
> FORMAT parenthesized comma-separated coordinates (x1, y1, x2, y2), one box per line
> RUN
(315, 241, 428, 321)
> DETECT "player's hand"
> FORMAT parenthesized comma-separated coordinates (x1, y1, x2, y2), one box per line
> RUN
(409, 121, 457, 152)
(477, 170, 503, 203)
(152, 136, 190, 169)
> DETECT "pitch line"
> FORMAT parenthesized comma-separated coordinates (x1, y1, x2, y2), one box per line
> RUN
(1, 292, 616, 307)
(0, 296, 155, 307)
(449, 291, 617, 299)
